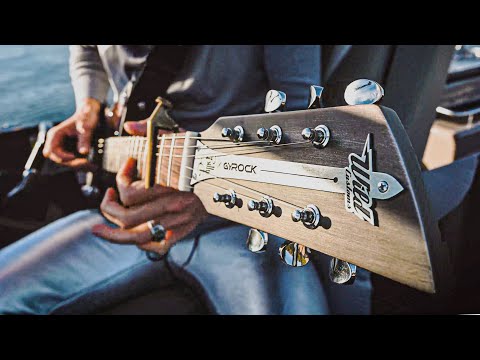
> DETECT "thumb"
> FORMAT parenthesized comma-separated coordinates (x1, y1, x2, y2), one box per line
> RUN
(77, 128, 93, 155)
(124, 120, 148, 136)
(76, 112, 98, 155)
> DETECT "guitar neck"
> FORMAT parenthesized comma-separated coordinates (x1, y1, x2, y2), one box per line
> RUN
(102, 136, 148, 177)
(102, 132, 199, 191)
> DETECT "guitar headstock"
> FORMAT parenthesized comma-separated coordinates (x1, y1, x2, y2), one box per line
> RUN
(191, 81, 450, 294)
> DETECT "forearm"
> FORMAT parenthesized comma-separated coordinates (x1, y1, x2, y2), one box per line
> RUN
(69, 45, 110, 109)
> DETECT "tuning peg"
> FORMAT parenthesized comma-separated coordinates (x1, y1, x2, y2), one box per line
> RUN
(301, 125, 330, 148)
(344, 79, 384, 106)
(256, 125, 283, 144)
(247, 196, 274, 218)
(308, 85, 324, 109)
(246, 228, 268, 253)
(291, 204, 321, 229)
(264, 89, 287, 113)
(329, 258, 357, 285)
(213, 190, 237, 208)
(279, 241, 310, 267)
(221, 125, 244, 143)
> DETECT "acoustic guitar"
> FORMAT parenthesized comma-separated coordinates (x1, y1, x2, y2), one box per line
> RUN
(93, 81, 453, 295)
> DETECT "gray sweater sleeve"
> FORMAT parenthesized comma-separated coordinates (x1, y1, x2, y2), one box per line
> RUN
(69, 45, 110, 109)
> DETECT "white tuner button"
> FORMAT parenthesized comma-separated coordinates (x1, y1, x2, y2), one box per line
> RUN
(344, 79, 384, 106)
(264, 89, 286, 113)
(246, 228, 268, 253)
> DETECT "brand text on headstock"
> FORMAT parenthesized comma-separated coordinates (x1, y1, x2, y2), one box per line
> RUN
(345, 134, 376, 226)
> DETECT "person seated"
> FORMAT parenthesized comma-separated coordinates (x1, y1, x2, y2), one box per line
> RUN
(0, 45, 371, 314)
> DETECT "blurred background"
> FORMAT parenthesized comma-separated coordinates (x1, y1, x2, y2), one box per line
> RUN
(0, 45, 74, 132)
(1, 45, 480, 133)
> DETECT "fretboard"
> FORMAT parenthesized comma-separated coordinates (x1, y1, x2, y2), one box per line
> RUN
(102, 132, 199, 191)
(103, 136, 148, 177)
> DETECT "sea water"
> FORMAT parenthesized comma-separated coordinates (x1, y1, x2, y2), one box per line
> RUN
(0, 45, 75, 132)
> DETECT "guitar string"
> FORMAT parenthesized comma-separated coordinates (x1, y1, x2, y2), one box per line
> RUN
(107, 136, 230, 141)
(107, 133, 315, 152)
(104, 151, 303, 209)
(156, 141, 270, 151)
(181, 165, 303, 209)
(108, 137, 282, 151)
(159, 167, 303, 211)
(104, 138, 314, 209)
(104, 141, 321, 189)
(106, 136, 229, 144)
(103, 157, 367, 284)
(156, 141, 310, 159)
(104, 139, 311, 162)
(172, 179, 268, 208)
(102, 137, 364, 270)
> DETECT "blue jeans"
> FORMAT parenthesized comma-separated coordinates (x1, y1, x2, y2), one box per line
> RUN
(0, 210, 372, 314)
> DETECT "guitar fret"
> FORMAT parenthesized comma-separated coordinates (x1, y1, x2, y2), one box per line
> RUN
(157, 135, 165, 185)
(177, 131, 199, 192)
(129, 137, 135, 159)
(125, 138, 130, 161)
(141, 138, 147, 180)
(117, 139, 123, 169)
(138, 138, 143, 177)
(128, 138, 132, 163)
(134, 136, 138, 158)
(167, 134, 176, 187)
(110, 140, 114, 171)
(134, 136, 140, 174)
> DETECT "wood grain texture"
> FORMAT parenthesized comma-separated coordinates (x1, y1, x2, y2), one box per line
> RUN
(194, 105, 445, 293)
(154, 134, 184, 189)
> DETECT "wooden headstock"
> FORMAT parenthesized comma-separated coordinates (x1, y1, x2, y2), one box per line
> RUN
(193, 105, 451, 294)
(101, 98, 452, 294)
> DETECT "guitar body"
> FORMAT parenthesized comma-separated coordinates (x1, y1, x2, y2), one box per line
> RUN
(193, 105, 452, 294)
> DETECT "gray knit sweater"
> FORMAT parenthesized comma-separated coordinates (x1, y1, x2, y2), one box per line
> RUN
(69, 45, 321, 131)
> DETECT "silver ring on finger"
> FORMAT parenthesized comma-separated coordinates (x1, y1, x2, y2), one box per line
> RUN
(146, 220, 167, 262)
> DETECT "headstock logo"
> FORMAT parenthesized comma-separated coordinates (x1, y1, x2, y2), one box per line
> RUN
(345, 134, 376, 226)
(197, 156, 217, 175)
(223, 162, 257, 174)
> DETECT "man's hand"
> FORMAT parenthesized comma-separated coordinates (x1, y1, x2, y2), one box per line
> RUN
(91, 118, 204, 255)
(91, 158, 208, 256)
(43, 98, 101, 169)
